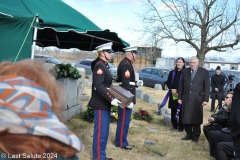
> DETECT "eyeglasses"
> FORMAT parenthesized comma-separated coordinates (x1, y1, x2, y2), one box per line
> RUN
(225, 96, 232, 99)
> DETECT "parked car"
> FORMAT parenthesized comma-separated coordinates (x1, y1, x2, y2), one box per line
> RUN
(34, 54, 61, 65)
(74, 59, 118, 80)
(208, 69, 240, 98)
(74, 59, 93, 75)
(136, 67, 171, 90)
(108, 63, 117, 80)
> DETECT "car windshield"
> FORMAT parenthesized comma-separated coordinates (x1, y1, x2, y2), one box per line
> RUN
(48, 57, 61, 64)
(161, 69, 170, 76)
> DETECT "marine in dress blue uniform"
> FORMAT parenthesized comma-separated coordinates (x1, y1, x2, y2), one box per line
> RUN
(115, 46, 141, 150)
(88, 42, 121, 160)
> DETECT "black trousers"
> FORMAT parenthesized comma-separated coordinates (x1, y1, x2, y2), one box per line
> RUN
(171, 108, 184, 130)
(208, 130, 232, 158)
(217, 142, 235, 160)
(211, 92, 223, 111)
(233, 135, 240, 159)
(185, 124, 201, 139)
(203, 124, 218, 141)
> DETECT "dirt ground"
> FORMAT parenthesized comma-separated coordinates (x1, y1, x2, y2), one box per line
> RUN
(66, 83, 215, 160)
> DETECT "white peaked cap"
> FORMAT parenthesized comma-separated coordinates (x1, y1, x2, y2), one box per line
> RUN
(123, 46, 138, 52)
(95, 42, 113, 52)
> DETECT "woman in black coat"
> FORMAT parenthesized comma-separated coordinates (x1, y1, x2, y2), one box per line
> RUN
(210, 66, 225, 112)
(166, 57, 186, 132)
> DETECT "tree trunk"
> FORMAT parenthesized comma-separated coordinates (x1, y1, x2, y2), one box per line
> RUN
(197, 52, 205, 67)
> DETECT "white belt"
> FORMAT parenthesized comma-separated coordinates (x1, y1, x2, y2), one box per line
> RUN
(94, 87, 109, 90)
(119, 82, 135, 85)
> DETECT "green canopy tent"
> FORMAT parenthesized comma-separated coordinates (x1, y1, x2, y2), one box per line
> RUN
(0, 0, 129, 62)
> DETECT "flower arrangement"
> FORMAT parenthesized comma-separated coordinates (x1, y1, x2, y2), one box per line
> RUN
(133, 108, 153, 122)
(55, 63, 81, 79)
(110, 106, 134, 122)
(83, 106, 118, 122)
(110, 106, 119, 121)
(82, 105, 133, 123)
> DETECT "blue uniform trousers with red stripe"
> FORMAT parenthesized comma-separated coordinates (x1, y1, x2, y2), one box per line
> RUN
(92, 109, 110, 160)
(115, 107, 132, 148)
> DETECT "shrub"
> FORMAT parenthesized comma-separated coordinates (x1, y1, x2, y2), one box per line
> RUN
(83, 106, 94, 122)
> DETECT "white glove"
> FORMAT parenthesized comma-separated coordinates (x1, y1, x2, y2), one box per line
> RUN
(127, 102, 133, 109)
(111, 98, 121, 106)
(136, 80, 143, 87)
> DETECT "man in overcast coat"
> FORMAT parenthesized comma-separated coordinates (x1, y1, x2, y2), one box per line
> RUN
(178, 56, 210, 143)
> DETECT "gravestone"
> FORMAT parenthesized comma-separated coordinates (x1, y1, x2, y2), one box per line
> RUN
(136, 88, 144, 99)
(154, 84, 162, 90)
(164, 114, 172, 127)
(144, 140, 157, 146)
(149, 128, 160, 133)
(143, 94, 156, 104)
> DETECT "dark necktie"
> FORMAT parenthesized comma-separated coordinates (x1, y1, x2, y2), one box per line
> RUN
(191, 70, 195, 80)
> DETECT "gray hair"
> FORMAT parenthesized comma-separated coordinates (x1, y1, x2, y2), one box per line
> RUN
(190, 56, 199, 62)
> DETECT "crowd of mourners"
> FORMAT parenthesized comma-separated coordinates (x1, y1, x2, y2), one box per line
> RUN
(166, 57, 240, 160)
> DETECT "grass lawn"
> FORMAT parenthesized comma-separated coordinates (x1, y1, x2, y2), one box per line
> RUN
(66, 83, 215, 160)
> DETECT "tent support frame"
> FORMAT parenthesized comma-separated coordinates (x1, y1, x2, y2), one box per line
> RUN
(31, 14, 39, 59)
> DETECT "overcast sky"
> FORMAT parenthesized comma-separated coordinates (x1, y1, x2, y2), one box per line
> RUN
(62, 0, 240, 61)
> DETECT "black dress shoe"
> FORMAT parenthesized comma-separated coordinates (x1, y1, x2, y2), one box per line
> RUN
(181, 136, 193, 140)
(192, 138, 199, 143)
(121, 145, 132, 150)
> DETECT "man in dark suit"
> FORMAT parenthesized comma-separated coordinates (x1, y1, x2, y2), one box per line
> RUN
(178, 56, 210, 143)
(230, 82, 240, 160)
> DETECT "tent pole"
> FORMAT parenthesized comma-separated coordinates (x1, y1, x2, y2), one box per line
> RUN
(31, 14, 39, 59)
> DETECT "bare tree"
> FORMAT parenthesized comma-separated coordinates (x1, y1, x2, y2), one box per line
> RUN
(136, 0, 240, 66)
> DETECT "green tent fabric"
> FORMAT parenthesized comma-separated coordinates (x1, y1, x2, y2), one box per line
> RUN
(0, 16, 34, 62)
(0, 0, 129, 62)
